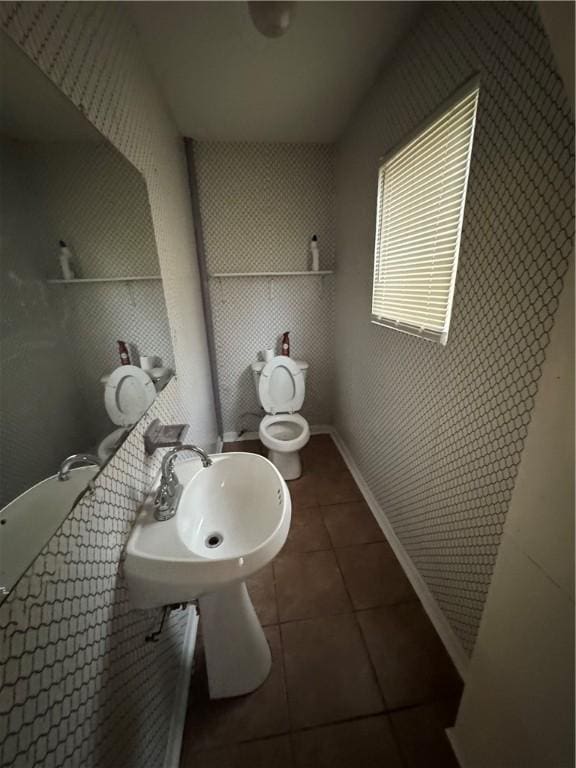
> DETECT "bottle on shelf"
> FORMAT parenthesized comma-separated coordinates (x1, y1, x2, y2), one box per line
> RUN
(310, 235, 320, 272)
(117, 340, 131, 366)
(58, 240, 76, 280)
(281, 331, 290, 356)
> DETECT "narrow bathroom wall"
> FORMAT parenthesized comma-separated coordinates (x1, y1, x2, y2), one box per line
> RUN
(451, 259, 574, 767)
(193, 141, 336, 436)
(0, 3, 217, 766)
(333, 1, 574, 660)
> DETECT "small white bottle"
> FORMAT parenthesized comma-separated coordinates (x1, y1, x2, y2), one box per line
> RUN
(310, 235, 320, 272)
(59, 240, 76, 280)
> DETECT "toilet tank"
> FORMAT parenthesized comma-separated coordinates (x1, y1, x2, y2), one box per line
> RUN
(251, 359, 308, 403)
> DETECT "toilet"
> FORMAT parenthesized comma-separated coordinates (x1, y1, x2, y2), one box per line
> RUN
(251, 356, 310, 481)
(98, 365, 157, 462)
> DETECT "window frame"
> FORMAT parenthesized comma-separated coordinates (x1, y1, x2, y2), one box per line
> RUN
(371, 76, 480, 346)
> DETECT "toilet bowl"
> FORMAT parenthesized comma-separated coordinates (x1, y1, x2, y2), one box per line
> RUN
(251, 357, 310, 480)
(259, 413, 310, 481)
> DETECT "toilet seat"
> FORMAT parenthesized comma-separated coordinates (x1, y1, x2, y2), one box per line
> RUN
(104, 365, 156, 427)
(259, 413, 310, 454)
(258, 356, 304, 415)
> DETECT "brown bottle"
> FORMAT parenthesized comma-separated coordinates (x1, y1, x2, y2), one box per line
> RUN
(117, 340, 131, 366)
(281, 331, 290, 356)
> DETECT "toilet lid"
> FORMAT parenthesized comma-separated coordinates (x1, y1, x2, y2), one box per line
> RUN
(104, 365, 156, 426)
(258, 356, 304, 415)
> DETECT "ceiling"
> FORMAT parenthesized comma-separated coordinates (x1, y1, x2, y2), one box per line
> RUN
(0, 32, 102, 143)
(127, 1, 421, 143)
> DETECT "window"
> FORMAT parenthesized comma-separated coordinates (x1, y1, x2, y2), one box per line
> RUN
(371, 81, 479, 344)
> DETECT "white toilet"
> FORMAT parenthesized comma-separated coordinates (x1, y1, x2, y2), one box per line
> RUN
(98, 365, 157, 462)
(251, 356, 310, 481)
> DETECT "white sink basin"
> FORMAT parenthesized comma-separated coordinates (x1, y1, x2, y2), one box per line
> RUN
(125, 452, 290, 607)
(1, 466, 98, 599)
(125, 451, 291, 698)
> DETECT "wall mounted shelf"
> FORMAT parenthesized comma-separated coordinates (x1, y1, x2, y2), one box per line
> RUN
(47, 275, 162, 284)
(209, 271, 334, 278)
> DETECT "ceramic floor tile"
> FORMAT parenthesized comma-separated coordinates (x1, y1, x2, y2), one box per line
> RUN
(182, 626, 289, 753)
(335, 542, 415, 609)
(281, 614, 383, 729)
(390, 704, 460, 768)
(286, 474, 318, 508)
(356, 604, 462, 710)
(183, 735, 293, 768)
(274, 550, 351, 622)
(321, 501, 385, 547)
(291, 715, 403, 768)
(246, 564, 278, 626)
(283, 505, 331, 553)
(301, 436, 347, 475)
(315, 471, 363, 506)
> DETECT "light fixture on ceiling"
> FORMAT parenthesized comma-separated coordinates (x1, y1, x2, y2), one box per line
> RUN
(248, 1, 296, 38)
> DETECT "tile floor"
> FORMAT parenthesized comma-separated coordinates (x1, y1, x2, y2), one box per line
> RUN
(180, 435, 462, 768)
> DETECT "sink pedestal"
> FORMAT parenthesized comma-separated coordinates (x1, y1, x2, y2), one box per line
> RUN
(199, 581, 272, 699)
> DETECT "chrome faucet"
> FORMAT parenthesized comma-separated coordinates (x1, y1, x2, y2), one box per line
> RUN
(58, 453, 102, 481)
(154, 444, 212, 521)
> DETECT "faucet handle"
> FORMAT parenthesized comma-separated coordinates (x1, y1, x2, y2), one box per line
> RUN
(153, 480, 183, 521)
(154, 483, 169, 510)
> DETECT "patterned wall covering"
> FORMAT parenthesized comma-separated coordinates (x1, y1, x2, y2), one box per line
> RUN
(0, 377, 193, 768)
(0, 3, 217, 766)
(195, 142, 335, 274)
(33, 142, 160, 280)
(32, 141, 174, 443)
(334, 1, 574, 655)
(195, 142, 336, 434)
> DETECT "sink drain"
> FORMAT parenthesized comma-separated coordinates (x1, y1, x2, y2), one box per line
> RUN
(205, 532, 223, 549)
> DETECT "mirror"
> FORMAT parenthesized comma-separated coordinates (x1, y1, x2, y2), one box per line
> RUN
(0, 33, 175, 596)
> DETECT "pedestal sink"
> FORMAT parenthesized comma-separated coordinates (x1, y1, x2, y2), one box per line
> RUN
(124, 452, 291, 698)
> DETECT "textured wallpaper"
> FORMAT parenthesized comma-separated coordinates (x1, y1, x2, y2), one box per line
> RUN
(0, 378, 193, 768)
(195, 142, 336, 434)
(0, 3, 217, 766)
(32, 141, 175, 443)
(334, 1, 574, 655)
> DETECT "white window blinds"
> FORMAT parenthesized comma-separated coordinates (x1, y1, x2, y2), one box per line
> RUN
(371, 82, 479, 345)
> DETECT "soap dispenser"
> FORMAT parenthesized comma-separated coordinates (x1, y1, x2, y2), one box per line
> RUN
(310, 235, 320, 271)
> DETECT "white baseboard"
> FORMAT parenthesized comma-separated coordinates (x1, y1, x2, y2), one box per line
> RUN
(330, 428, 470, 680)
(223, 424, 332, 443)
(163, 605, 199, 768)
